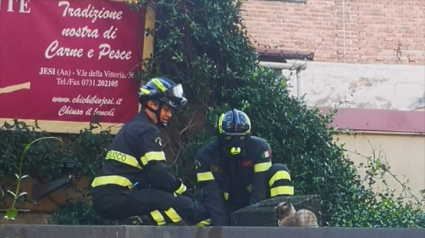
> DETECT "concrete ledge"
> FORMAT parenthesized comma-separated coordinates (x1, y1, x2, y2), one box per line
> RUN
(1, 225, 124, 238)
(2, 225, 425, 238)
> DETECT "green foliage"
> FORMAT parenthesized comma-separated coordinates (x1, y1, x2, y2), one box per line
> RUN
(0, 120, 54, 179)
(328, 152, 425, 227)
(62, 127, 113, 178)
(0, 120, 113, 225)
(0, 131, 62, 236)
(0, 120, 112, 181)
(141, 0, 258, 106)
(52, 198, 107, 225)
(137, 0, 425, 228)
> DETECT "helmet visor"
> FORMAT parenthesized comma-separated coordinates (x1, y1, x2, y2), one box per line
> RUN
(164, 84, 187, 107)
(166, 84, 184, 99)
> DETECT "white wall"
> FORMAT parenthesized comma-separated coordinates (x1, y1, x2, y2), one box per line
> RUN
(283, 61, 425, 110)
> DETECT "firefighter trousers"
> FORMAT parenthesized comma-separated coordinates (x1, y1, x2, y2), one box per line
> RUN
(92, 187, 205, 226)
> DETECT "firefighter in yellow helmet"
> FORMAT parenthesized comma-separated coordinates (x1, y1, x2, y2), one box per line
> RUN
(194, 109, 294, 226)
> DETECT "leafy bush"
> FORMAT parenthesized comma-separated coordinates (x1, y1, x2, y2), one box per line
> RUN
(0, 130, 63, 236)
(52, 198, 107, 225)
(0, 120, 111, 181)
(0, 120, 112, 225)
(138, 0, 425, 228)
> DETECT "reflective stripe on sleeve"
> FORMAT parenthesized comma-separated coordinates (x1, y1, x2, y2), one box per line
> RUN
(174, 183, 187, 194)
(269, 170, 294, 197)
(254, 161, 272, 173)
(196, 171, 215, 182)
(141, 151, 166, 166)
(268, 170, 291, 187)
(270, 186, 294, 197)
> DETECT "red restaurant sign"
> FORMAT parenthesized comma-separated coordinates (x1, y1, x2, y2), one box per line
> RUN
(0, 0, 146, 132)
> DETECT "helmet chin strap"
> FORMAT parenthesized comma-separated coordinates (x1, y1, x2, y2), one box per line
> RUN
(146, 102, 166, 127)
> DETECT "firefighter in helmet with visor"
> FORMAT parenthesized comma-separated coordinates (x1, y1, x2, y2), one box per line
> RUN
(194, 109, 294, 226)
(91, 77, 203, 226)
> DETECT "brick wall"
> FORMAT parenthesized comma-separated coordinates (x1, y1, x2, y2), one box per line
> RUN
(241, 0, 425, 64)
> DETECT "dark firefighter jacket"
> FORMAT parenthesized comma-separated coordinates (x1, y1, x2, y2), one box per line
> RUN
(195, 136, 273, 226)
(91, 112, 186, 196)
